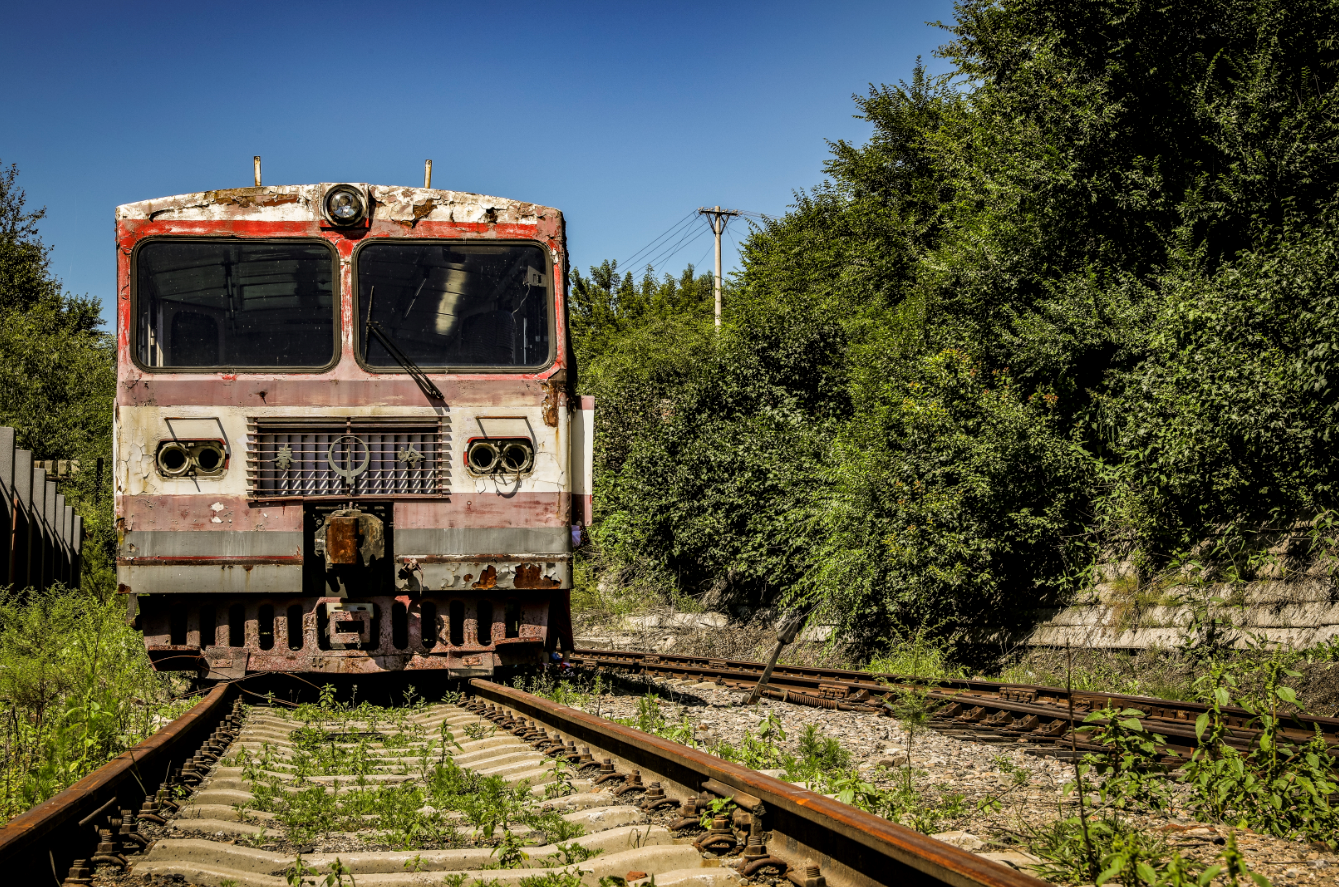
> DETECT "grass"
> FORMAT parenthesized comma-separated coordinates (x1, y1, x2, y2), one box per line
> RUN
(236, 692, 587, 853)
(0, 582, 189, 820)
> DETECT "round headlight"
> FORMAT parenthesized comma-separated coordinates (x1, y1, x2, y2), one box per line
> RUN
(194, 442, 226, 474)
(500, 440, 534, 473)
(324, 186, 366, 226)
(156, 442, 192, 477)
(467, 440, 500, 474)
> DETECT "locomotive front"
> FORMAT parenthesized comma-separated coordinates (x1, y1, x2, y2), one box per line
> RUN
(114, 182, 591, 679)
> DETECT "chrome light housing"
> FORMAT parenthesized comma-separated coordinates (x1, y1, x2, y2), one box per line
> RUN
(323, 185, 366, 226)
(156, 441, 192, 477)
(155, 440, 228, 478)
(466, 438, 534, 475)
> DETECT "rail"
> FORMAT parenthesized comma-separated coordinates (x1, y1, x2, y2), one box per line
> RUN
(0, 681, 236, 883)
(570, 647, 1339, 761)
(471, 679, 1049, 887)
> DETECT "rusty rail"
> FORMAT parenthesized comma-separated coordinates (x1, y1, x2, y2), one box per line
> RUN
(470, 678, 1050, 887)
(570, 648, 1339, 761)
(0, 682, 236, 883)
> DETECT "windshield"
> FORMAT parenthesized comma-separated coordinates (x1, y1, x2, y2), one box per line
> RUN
(135, 240, 337, 368)
(357, 242, 551, 369)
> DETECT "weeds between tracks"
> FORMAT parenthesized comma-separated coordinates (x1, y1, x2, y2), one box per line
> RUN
(232, 687, 591, 857)
(527, 644, 1339, 887)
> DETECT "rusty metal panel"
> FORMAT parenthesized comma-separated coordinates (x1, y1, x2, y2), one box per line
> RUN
(119, 530, 302, 558)
(402, 556, 569, 592)
(326, 516, 359, 565)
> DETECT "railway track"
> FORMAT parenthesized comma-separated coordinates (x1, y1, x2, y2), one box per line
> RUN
(0, 680, 1047, 887)
(570, 648, 1339, 762)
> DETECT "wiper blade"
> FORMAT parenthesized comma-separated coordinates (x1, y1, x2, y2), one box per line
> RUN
(363, 287, 444, 401)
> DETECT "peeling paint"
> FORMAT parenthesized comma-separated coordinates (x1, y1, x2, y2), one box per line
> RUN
(115, 181, 580, 676)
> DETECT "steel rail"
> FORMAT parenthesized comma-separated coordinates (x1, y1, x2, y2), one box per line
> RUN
(0, 681, 236, 884)
(470, 678, 1051, 887)
(570, 648, 1339, 760)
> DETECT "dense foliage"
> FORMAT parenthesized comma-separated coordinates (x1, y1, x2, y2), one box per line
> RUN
(0, 161, 116, 588)
(0, 162, 157, 820)
(573, 0, 1339, 650)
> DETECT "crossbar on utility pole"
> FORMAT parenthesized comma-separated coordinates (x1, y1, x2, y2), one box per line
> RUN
(698, 206, 741, 329)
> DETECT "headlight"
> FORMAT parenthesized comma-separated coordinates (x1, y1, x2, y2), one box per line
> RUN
(467, 440, 500, 473)
(500, 440, 534, 473)
(323, 185, 366, 226)
(156, 442, 192, 477)
(193, 441, 227, 475)
(155, 440, 228, 478)
(466, 438, 534, 475)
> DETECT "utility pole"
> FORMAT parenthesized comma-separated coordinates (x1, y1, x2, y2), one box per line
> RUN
(699, 206, 740, 329)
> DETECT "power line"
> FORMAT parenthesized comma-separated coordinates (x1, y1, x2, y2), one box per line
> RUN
(644, 223, 709, 271)
(619, 210, 698, 269)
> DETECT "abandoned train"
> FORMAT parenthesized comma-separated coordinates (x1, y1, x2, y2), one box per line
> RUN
(114, 179, 592, 679)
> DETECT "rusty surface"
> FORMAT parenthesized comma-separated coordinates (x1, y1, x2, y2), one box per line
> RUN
(572, 648, 1339, 760)
(326, 516, 359, 565)
(0, 683, 233, 881)
(541, 379, 561, 427)
(138, 594, 551, 676)
(513, 562, 561, 588)
(472, 680, 1048, 887)
(471, 565, 498, 589)
(115, 555, 302, 566)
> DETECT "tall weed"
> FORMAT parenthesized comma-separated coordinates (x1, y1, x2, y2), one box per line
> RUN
(0, 584, 184, 819)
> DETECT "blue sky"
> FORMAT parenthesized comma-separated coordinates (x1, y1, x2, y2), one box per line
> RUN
(1, 1, 957, 329)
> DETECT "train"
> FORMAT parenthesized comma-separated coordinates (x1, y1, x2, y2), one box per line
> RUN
(114, 172, 591, 680)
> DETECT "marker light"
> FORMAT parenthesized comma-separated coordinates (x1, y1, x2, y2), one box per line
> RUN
(324, 186, 366, 226)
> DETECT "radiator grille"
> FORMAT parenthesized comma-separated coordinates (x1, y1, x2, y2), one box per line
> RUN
(247, 417, 448, 498)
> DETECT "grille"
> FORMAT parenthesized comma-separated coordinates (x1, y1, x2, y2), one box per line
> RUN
(247, 417, 448, 498)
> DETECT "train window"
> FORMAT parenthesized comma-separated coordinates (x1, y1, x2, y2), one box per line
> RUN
(135, 240, 337, 369)
(356, 242, 550, 370)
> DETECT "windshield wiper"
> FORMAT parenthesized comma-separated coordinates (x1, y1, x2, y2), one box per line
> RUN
(364, 286, 444, 401)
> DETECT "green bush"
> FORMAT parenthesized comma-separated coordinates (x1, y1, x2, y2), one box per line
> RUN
(573, 1, 1339, 652)
(0, 584, 183, 819)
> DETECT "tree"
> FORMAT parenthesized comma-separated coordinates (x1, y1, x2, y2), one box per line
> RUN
(0, 161, 115, 592)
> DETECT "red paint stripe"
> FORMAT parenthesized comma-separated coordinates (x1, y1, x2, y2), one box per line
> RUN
(116, 377, 558, 407)
(395, 495, 569, 528)
(117, 555, 303, 566)
(119, 494, 569, 530)
(120, 497, 302, 532)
